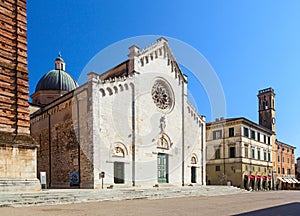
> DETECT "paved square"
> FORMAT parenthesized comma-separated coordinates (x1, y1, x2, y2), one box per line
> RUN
(1, 191, 299, 216)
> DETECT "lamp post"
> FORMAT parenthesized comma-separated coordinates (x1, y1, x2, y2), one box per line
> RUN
(272, 169, 275, 190)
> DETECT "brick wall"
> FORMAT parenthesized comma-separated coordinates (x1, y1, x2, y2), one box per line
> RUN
(0, 0, 30, 135)
(0, 0, 40, 191)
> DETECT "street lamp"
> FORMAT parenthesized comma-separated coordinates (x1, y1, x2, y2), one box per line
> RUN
(272, 169, 276, 190)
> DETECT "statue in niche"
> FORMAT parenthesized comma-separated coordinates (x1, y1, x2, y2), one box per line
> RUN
(160, 116, 166, 133)
(157, 116, 172, 149)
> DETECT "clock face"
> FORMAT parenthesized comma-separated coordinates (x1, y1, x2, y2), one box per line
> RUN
(151, 79, 174, 112)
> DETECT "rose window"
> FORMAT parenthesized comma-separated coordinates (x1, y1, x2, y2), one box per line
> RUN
(151, 82, 171, 110)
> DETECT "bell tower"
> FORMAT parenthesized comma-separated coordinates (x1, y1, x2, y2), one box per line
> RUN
(258, 87, 276, 132)
(0, 0, 40, 191)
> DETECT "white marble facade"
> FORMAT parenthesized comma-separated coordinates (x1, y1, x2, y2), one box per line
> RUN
(85, 38, 206, 188)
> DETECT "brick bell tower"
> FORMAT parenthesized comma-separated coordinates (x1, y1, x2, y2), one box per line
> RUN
(0, 0, 40, 191)
(258, 87, 276, 132)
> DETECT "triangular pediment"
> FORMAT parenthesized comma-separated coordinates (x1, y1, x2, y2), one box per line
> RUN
(130, 37, 187, 83)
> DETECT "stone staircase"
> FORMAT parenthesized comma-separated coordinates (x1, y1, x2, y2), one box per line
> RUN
(0, 186, 248, 207)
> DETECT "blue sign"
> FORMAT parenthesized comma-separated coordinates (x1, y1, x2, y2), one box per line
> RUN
(70, 172, 79, 186)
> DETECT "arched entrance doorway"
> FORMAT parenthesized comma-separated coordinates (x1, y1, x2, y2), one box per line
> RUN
(158, 153, 169, 183)
(191, 155, 197, 183)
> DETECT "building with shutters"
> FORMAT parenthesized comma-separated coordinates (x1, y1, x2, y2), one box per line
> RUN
(206, 88, 297, 190)
(206, 117, 273, 190)
(275, 140, 298, 189)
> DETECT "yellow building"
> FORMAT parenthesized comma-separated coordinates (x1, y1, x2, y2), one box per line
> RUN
(206, 117, 273, 190)
(206, 87, 297, 190)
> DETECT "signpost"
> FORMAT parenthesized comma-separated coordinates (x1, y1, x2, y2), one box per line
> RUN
(40, 172, 46, 189)
(99, 172, 105, 189)
(272, 169, 276, 190)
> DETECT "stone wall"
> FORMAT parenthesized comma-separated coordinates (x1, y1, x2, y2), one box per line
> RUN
(31, 88, 94, 188)
(0, 145, 36, 179)
(184, 103, 205, 185)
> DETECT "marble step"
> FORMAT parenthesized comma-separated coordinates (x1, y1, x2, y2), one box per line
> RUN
(0, 186, 247, 207)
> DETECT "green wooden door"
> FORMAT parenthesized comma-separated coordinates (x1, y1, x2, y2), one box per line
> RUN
(158, 153, 168, 183)
(114, 162, 124, 184)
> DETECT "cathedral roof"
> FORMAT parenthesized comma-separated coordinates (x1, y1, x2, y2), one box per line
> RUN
(35, 69, 78, 92)
(98, 60, 130, 80)
(35, 54, 78, 92)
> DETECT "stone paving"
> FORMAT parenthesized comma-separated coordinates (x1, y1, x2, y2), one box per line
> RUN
(0, 185, 247, 207)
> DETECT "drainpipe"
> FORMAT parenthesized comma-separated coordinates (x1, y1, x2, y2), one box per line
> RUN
(131, 84, 135, 186)
(48, 113, 52, 188)
(223, 124, 226, 185)
(201, 123, 204, 185)
(181, 80, 185, 186)
(75, 95, 81, 187)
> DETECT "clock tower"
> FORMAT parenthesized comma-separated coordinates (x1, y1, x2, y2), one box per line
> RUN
(258, 88, 276, 132)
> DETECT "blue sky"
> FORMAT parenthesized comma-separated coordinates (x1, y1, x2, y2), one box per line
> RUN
(27, 1, 300, 156)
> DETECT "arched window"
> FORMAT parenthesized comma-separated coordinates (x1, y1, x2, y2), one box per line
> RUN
(191, 155, 197, 164)
(140, 58, 144, 66)
(113, 86, 118, 94)
(107, 87, 113, 95)
(124, 84, 129, 90)
(119, 84, 124, 92)
(100, 88, 106, 97)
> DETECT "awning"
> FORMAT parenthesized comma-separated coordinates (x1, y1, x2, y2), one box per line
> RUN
(267, 176, 271, 180)
(284, 178, 293, 184)
(256, 176, 261, 179)
(261, 176, 267, 179)
(245, 174, 255, 179)
(293, 178, 300, 184)
(278, 177, 286, 183)
(289, 178, 298, 184)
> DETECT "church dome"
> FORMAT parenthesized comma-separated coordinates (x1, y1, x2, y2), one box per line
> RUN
(35, 53, 78, 92)
(35, 69, 78, 92)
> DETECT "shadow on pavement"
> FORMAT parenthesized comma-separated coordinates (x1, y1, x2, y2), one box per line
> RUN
(234, 202, 300, 216)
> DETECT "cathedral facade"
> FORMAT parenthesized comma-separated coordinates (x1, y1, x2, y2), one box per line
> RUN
(30, 38, 206, 189)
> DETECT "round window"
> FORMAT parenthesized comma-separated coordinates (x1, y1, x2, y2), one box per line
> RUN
(151, 79, 174, 112)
